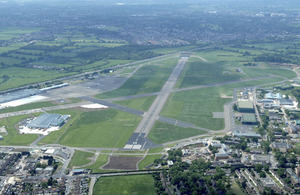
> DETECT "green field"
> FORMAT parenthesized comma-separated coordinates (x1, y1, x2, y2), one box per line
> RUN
(0, 67, 72, 91)
(151, 45, 197, 54)
(161, 87, 231, 130)
(0, 28, 40, 41)
(93, 175, 156, 195)
(242, 66, 296, 79)
(138, 154, 162, 169)
(162, 76, 284, 130)
(148, 146, 164, 153)
(56, 109, 141, 148)
(0, 115, 38, 145)
(114, 96, 156, 111)
(148, 121, 207, 144)
(177, 57, 242, 88)
(231, 181, 246, 195)
(193, 50, 251, 64)
(0, 57, 23, 66)
(96, 58, 179, 99)
(83, 154, 109, 173)
(68, 150, 94, 168)
(38, 109, 82, 145)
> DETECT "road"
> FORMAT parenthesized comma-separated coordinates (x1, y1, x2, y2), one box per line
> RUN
(89, 177, 96, 195)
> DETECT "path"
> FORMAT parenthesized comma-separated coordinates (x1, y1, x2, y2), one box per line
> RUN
(89, 177, 96, 195)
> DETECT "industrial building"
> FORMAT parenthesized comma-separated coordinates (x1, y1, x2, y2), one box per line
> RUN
(232, 130, 261, 138)
(40, 83, 69, 92)
(242, 114, 258, 125)
(238, 101, 255, 113)
(27, 113, 69, 129)
(279, 99, 294, 106)
(265, 93, 282, 100)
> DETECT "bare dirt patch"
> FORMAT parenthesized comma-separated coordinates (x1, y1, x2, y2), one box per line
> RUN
(103, 156, 143, 170)
(0, 126, 7, 135)
(213, 112, 224, 118)
(220, 95, 233, 98)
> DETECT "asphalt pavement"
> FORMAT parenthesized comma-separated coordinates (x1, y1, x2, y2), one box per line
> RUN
(134, 57, 189, 136)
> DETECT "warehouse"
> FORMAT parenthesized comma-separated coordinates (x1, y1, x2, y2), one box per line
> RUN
(242, 114, 258, 125)
(238, 101, 255, 113)
(27, 113, 69, 129)
(232, 130, 261, 138)
(265, 93, 282, 100)
(279, 99, 294, 106)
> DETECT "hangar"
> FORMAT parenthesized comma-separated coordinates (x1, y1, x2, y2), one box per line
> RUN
(242, 114, 258, 125)
(27, 113, 69, 129)
(238, 101, 255, 113)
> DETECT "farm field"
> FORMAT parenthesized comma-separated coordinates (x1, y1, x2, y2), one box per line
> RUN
(0, 27, 180, 92)
(56, 109, 141, 148)
(96, 58, 179, 99)
(151, 45, 197, 54)
(138, 154, 162, 170)
(148, 122, 207, 144)
(113, 96, 156, 111)
(68, 150, 94, 168)
(0, 67, 72, 91)
(93, 175, 156, 195)
(0, 115, 38, 146)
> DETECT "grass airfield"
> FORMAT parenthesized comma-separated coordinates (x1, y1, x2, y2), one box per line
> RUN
(0, 44, 297, 178)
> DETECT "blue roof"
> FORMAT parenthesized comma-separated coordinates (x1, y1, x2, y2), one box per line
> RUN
(265, 93, 282, 99)
(72, 169, 85, 173)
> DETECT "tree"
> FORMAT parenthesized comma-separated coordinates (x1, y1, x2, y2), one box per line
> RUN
(263, 165, 269, 172)
(290, 155, 297, 164)
(251, 137, 258, 143)
(277, 168, 286, 178)
(262, 141, 271, 153)
(241, 142, 247, 151)
(279, 156, 287, 167)
(233, 104, 238, 111)
(255, 164, 263, 172)
(259, 171, 266, 178)
(47, 177, 54, 186)
(258, 127, 265, 135)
